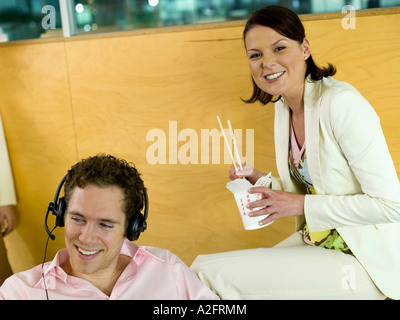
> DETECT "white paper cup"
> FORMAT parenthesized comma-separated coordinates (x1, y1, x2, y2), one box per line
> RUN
(226, 173, 274, 230)
(233, 192, 273, 230)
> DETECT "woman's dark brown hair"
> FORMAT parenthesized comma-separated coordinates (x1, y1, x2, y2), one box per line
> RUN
(242, 6, 336, 105)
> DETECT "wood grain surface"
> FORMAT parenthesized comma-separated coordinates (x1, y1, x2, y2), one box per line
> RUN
(0, 9, 399, 271)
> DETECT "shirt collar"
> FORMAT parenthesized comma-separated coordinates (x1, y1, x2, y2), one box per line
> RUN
(34, 240, 164, 289)
(34, 249, 69, 289)
(128, 241, 165, 262)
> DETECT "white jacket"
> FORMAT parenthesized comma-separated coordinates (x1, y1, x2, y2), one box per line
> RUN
(0, 114, 16, 206)
(272, 76, 400, 299)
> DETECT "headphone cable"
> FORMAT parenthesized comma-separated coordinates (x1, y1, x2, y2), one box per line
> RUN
(41, 225, 56, 300)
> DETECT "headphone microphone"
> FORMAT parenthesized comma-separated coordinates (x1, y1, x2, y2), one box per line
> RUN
(45, 176, 66, 240)
(44, 209, 56, 241)
(42, 175, 67, 300)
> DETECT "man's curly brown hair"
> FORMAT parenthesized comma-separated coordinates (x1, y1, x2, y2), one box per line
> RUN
(64, 154, 146, 231)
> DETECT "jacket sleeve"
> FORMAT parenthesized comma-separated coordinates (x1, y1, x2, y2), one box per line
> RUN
(304, 88, 400, 232)
(0, 114, 17, 206)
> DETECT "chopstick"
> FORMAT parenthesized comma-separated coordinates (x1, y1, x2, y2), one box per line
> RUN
(217, 116, 243, 172)
(227, 120, 243, 171)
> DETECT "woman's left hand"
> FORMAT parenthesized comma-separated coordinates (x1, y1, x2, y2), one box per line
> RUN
(247, 187, 305, 226)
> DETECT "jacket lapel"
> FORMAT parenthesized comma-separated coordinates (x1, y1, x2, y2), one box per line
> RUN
(274, 76, 324, 194)
(303, 77, 324, 194)
(274, 99, 291, 187)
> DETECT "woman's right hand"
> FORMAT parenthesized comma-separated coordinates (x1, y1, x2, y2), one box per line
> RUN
(228, 164, 265, 185)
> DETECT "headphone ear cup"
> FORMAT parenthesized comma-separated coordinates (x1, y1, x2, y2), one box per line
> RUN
(126, 213, 147, 241)
(55, 197, 66, 228)
(126, 189, 148, 241)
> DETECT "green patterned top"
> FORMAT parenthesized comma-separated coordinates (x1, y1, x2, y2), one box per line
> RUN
(288, 129, 352, 255)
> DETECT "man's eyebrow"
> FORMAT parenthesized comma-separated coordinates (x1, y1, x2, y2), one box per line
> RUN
(68, 211, 120, 224)
(68, 211, 84, 217)
(98, 218, 120, 225)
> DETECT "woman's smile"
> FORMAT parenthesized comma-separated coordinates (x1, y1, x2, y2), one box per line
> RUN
(263, 71, 286, 82)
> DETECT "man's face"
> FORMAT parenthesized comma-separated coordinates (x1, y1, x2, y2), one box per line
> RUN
(63, 184, 126, 278)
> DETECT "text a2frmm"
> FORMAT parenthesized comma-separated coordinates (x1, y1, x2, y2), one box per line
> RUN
(153, 303, 247, 317)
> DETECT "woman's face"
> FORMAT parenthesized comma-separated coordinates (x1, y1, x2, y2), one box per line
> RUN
(245, 25, 310, 101)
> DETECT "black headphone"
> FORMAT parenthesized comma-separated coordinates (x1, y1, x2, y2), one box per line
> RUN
(45, 175, 148, 241)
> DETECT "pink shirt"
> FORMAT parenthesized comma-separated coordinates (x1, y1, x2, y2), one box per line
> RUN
(289, 123, 305, 170)
(0, 241, 219, 300)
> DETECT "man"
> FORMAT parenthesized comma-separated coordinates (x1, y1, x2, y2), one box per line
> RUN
(0, 154, 218, 299)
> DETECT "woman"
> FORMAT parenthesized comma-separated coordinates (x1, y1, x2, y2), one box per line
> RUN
(0, 113, 16, 285)
(191, 6, 400, 299)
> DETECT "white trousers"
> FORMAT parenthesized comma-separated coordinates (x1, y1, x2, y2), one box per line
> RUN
(190, 232, 386, 300)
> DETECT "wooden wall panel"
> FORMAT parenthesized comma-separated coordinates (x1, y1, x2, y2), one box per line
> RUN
(0, 42, 78, 271)
(303, 13, 400, 165)
(0, 10, 398, 272)
(64, 27, 283, 265)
